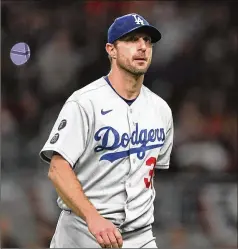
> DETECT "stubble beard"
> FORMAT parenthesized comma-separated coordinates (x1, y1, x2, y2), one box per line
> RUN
(116, 58, 150, 76)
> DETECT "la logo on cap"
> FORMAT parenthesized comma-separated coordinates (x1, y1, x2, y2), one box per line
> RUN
(132, 14, 144, 25)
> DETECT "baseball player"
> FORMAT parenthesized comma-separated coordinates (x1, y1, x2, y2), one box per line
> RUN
(39, 13, 174, 248)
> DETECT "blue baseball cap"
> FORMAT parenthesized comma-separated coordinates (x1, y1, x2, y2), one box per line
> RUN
(108, 13, 162, 44)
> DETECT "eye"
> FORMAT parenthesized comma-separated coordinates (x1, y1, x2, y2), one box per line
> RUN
(127, 36, 138, 42)
(143, 36, 152, 43)
(120, 35, 138, 42)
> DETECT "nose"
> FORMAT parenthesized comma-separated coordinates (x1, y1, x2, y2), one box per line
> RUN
(137, 38, 146, 51)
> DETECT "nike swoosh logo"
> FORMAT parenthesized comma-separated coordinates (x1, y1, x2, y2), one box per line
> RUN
(101, 109, 113, 115)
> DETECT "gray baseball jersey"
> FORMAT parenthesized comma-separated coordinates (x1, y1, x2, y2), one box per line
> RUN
(40, 76, 173, 232)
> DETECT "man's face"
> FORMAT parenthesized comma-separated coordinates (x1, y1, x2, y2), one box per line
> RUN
(114, 32, 153, 76)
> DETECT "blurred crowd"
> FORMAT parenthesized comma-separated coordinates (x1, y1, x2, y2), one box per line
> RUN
(1, 1, 237, 248)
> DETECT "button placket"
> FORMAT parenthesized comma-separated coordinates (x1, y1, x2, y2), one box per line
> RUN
(126, 182, 131, 187)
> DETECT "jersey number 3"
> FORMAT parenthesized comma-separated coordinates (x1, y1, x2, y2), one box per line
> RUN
(144, 157, 156, 189)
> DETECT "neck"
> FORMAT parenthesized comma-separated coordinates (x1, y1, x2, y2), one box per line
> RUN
(107, 67, 144, 100)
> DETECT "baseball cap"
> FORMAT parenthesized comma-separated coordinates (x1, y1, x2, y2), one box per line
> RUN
(108, 13, 162, 44)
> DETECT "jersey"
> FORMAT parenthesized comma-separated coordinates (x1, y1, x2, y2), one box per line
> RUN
(39, 76, 174, 232)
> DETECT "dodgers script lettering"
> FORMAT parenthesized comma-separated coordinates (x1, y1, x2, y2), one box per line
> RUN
(94, 123, 165, 162)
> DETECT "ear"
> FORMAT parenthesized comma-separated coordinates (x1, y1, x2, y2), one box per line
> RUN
(105, 43, 116, 59)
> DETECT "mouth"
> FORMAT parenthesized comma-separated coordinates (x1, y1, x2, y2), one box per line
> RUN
(134, 58, 147, 62)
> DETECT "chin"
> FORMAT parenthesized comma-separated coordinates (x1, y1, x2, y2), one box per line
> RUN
(131, 69, 147, 76)
(120, 63, 148, 75)
(134, 63, 150, 73)
(134, 66, 148, 74)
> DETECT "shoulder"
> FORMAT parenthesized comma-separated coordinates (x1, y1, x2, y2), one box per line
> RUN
(142, 85, 172, 116)
(66, 77, 107, 105)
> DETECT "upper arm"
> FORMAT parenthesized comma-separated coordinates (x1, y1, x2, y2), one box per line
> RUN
(40, 100, 89, 168)
(48, 152, 76, 182)
(49, 152, 71, 173)
(156, 108, 174, 169)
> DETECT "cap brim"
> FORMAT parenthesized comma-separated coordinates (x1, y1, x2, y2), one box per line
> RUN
(117, 25, 162, 43)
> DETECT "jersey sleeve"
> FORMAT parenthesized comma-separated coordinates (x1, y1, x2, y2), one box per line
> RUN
(39, 100, 89, 167)
(156, 109, 174, 169)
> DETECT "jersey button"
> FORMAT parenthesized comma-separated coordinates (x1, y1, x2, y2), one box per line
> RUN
(130, 109, 133, 113)
(133, 159, 136, 164)
(126, 182, 131, 187)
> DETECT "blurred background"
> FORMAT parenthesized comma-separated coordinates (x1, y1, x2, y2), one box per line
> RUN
(1, 1, 237, 248)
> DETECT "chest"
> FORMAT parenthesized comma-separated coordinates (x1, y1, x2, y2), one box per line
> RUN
(92, 98, 166, 159)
